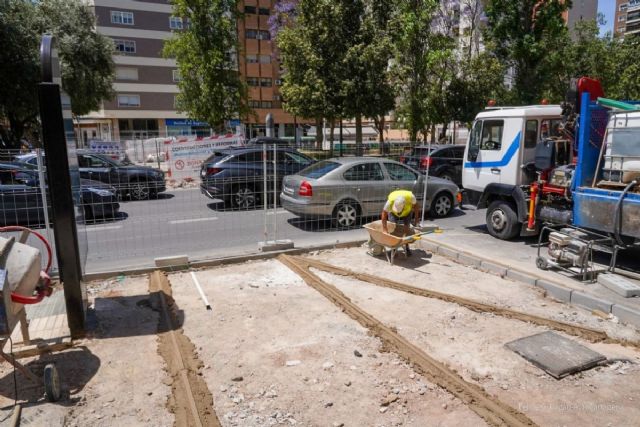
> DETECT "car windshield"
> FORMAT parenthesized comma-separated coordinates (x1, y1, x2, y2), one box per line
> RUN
(298, 161, 341, 179)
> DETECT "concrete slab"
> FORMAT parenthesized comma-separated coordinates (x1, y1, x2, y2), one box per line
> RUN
(598, 274, 640, 298)
(612, 304, 640, 328)
(154, 255, 189, 268)
(456, 253, 482, 267)
(437, 246, 459, 260)
(505, 331, 606, 379)
(258, 240, 295, 252)
(536, 280, 572, 303)
(571, 291, 613, 314)
(480, 261, 508, 277)
(506, 269, 538, 286)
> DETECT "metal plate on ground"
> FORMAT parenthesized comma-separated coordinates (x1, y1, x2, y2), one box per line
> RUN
(505, 331, 606, 379)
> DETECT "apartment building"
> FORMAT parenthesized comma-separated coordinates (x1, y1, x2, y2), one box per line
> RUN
(81, 0, 295, 141)
(615, 0, 640, 36)
(563, 0, 599, 32)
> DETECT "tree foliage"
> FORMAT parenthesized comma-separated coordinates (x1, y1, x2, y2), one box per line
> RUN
(484, 0, 571, 104)
(0, 0, 114, 148)
(164, 0, 249, 130)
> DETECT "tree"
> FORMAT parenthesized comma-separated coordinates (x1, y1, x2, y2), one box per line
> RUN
(340, 0, 395, 155)
(484, 0, 571, 104)
(0, 0, 115, 148)
(0, 0, 41, 147)
(40, 0, 115, 117)
(606, 35, 640, 100)
(390, 0, 442, 142)
(164, 0, 249, 131)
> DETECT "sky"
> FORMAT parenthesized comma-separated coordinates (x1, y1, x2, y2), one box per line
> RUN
(599, 0, 615, 35)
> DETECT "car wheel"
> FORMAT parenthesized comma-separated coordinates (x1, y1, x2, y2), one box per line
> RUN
(486, 200, 520, 240)
(333, 200, 360, 228)
(430, 192, 453, 218)
(130, 180, 150, 200)
(232, 185, 256, 210)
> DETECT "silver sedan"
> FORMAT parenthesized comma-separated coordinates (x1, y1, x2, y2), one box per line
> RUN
(280, 157, 461, 228)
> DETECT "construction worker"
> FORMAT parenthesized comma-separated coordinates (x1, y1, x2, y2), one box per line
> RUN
(381, 189, 420, 255)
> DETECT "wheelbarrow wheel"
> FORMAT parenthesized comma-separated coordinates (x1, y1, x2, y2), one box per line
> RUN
(44, 363, 61, 402)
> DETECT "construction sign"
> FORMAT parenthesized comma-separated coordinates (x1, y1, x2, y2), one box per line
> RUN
(165, 134, 245, 182)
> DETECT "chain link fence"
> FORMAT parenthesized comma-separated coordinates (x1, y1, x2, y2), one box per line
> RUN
(0, 138, 463, 274)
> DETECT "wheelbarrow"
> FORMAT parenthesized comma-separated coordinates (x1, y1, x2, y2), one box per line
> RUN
(364, 220, 441, 265)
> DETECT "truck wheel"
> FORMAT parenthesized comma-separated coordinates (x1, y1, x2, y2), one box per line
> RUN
(486, 200, 520, 240)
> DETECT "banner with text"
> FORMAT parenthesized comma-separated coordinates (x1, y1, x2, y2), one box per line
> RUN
(166, 134, 245, 182)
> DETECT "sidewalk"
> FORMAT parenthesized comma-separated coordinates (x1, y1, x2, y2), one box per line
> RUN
(417, 229, 640, 328)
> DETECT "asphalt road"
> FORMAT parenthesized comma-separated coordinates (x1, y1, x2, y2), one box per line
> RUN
(77, 187, 376, 272)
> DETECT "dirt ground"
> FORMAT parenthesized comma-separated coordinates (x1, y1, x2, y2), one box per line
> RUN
(167, 247, 640, 427)
(0, 277, 172, 427)
(0, 246, 638, 426)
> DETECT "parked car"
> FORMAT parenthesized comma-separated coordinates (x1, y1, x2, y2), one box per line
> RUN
(16, 150, 166, 200)
(200, 147, 315, 209)
(399, 145, 465, 185)
(0, 164, 120, 225)
(280, 157, 461, 228)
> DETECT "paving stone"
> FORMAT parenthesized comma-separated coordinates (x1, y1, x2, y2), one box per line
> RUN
(536, 280, 572, 303)
(571, 291, 613, 314)
(480, 261, 508, 276)
(437, 246, 459, 260)
(506, 269, 538, 286)
(456, 253, 482, 267)
(506, 331, 606, 379)
(597, 274, 640, 298)
(611, 304, 640, 328)
(419, 240, 439, 253)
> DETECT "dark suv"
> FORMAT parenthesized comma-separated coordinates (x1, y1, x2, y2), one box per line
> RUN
(200, 147, 314, 209)
(17, 150, 166, 200)
(400, 145, 465, 185)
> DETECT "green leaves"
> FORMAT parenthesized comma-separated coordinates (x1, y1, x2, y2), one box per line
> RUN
(164, 0, 249, 129)
(0, 0, 115, 147)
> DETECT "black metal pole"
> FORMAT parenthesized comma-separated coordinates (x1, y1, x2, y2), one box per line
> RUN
(339, 118, 343, 157)
(38, 83, 85, 337)
(38, 35, 85, 337)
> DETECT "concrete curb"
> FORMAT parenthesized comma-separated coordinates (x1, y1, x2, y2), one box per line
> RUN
(83, 239, 367, 282)
(418, 238, 640, 329)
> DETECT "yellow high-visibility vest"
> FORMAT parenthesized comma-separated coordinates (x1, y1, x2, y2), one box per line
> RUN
(387, 190, 414, 218)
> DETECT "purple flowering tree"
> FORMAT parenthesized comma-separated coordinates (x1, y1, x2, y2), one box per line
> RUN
(268, 0, 299, 42)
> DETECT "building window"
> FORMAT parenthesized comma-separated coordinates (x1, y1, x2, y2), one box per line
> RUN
(275, 78, 283, 86)
(247, 77, 260, 87)
(117, 94, 140, 107)
(259, 54, 271, 64)
(114, 39, 136, 54)
(172, 69, 181, 82)
(260, 78, 272, 87)
(115, 67, 138, 80)
(619, 15, 627, 22)
(273, 94, 281, 101)
(169, 16, 183, 29)
(246, 29, 271, 40)
(260, 101, 272, 109)
(244, 5, 257, 14)
(258, 7, 270, 16)
(246, 54, 259, 63)
(620, 3, 628, 12)
(248, 100, 260, 108)
(111, 11, 134, 25)
(628, 10, 640, 21)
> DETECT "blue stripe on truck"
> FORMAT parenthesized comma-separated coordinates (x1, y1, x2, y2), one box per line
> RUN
(463, 132, 521, 169)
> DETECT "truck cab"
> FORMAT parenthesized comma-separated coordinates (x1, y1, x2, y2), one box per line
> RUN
(462, 106, 563, 239)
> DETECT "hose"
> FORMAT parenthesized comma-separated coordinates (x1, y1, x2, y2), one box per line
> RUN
(0, 226, 54, 304)
(613, 180, 638, 248)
